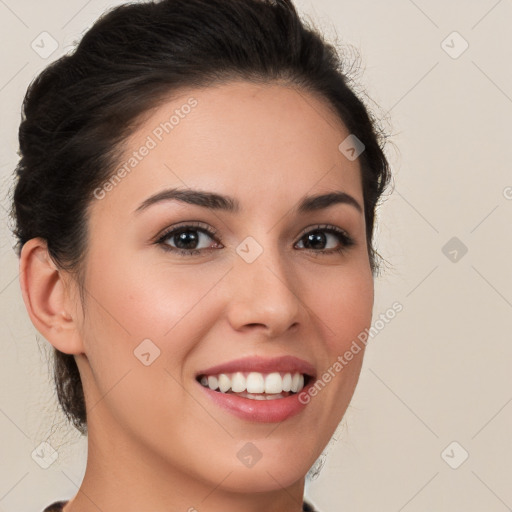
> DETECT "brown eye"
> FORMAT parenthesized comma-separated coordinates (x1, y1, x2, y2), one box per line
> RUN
(295, 225, 355, 255)
(155, 223, 222, 256)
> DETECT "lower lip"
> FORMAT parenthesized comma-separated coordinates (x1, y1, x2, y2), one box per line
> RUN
(196, 378, 315, 423)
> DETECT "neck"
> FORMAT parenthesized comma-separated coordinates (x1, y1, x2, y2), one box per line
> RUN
(63, 416, 307, 512)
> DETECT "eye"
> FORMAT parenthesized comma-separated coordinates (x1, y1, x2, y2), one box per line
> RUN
(154, 222, 355, 257)
(155, 222, 222, 256)
(295, 224, 355, 256)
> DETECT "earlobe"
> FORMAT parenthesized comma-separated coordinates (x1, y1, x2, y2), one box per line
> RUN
(19, 238, 84, 355)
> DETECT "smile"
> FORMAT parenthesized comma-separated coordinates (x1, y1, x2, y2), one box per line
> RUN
(194, 355, 317, 422)
(197, 371, 308, 400)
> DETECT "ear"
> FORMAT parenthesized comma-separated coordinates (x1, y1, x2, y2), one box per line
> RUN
(19, 238, 85, 355)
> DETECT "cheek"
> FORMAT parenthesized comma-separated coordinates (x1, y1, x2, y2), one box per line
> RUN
(84, 244, 229, 338)
(331, 278, 373, 349)
(79, 249, 235, 398)
(77, 256, 202, 442)
(305, 260, 374, 353)
(301, 262, 373, 418)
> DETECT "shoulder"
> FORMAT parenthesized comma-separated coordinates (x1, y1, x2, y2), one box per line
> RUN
(42, 500, 69, 512)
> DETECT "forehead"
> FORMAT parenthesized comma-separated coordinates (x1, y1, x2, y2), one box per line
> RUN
(91, 81, 363, 219)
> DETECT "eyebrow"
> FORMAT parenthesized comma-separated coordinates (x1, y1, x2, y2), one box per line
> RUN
(133, 188, 363, 215)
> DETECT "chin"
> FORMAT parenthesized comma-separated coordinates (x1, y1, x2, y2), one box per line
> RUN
(216, 465, 307, 494)
(200, 449, 315, 494)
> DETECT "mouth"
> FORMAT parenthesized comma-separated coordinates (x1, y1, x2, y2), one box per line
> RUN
(194, 355, 317, 422)
(195, 371, 313, 400)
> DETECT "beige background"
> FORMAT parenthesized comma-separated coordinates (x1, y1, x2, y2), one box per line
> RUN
(1, 0, 511, 511)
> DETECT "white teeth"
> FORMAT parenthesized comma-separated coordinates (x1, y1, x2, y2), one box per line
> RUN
(246, 372, 265, 393)
(236, 391, 288, 400)
(231, 372, 246, 393)
(218, 373, 231, 393)
(207, 375, 218, 390)
(291, 373, 303, 393)
(199, 371, 307, 394)
(282, 373, 292, 392)
(248, 393, 266, 400)
(264, 372, 283, 394)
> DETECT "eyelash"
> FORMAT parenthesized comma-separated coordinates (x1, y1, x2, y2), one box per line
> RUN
(154, 221, 355, 257)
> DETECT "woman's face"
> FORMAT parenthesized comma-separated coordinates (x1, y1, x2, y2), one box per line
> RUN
(72, 81, 374, 493)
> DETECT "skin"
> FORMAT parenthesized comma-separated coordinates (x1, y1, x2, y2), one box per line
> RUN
(20, 81, 374, 512)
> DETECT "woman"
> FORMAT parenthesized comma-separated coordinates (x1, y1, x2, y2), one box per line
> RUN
(11, 0, 391, 510)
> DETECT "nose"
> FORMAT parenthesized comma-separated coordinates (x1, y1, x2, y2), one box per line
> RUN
(225, 244, 302, 338)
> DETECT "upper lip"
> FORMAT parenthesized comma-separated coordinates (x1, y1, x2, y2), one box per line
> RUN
(196, 355, 316, 379)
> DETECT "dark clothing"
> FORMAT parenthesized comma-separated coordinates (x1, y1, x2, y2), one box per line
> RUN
(302, 500, 319, 511)
(43, 498, 320, 511)
(43, 502, 68, 512)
